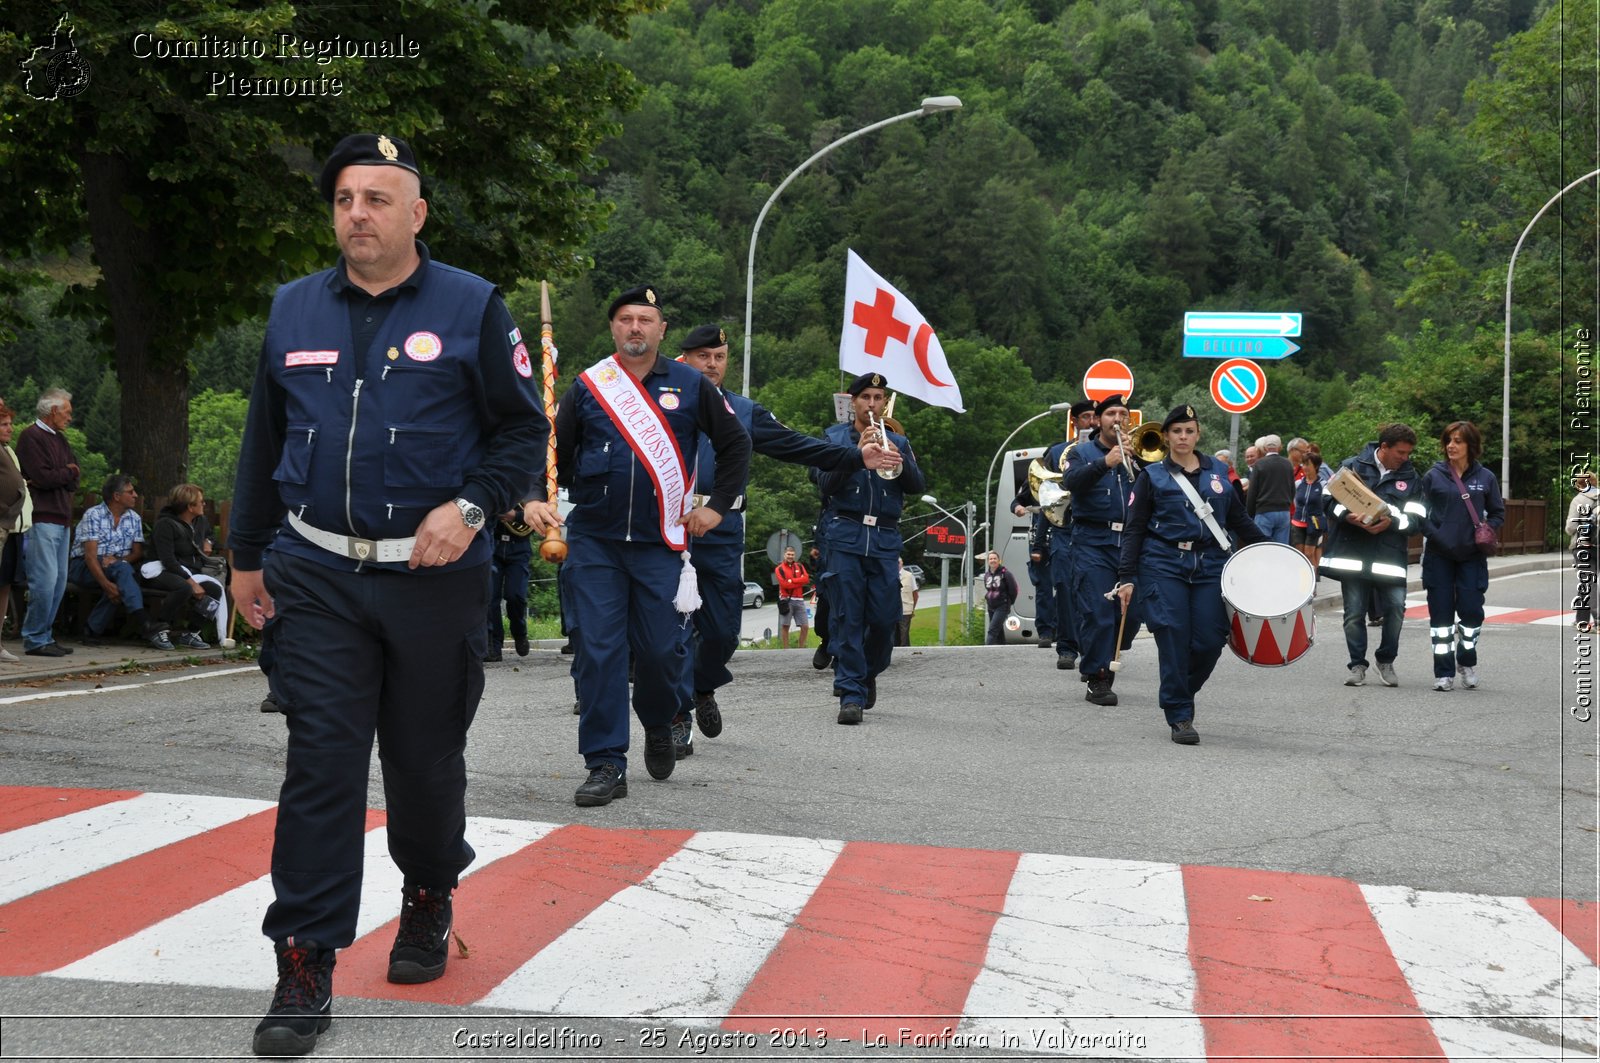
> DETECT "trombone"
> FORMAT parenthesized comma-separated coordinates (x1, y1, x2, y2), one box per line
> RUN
(1111, 420, 1166, 481)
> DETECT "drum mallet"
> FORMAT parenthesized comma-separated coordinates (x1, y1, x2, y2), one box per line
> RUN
(1106, 583, 1132, 673)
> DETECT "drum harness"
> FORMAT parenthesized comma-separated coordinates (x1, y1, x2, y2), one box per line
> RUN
(1104, 464, 1232, 606)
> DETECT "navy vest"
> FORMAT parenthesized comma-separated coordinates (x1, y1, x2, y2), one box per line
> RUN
(263, 260, 495, 558)
(691, 390, 754, 547)
(1144, 456, 1236, 544)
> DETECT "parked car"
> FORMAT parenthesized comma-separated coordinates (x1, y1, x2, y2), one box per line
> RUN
(742, 581, 765, 608)
(904, 564, 926, 586)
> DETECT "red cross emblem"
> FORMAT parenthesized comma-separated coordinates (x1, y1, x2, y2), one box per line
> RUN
(851, 289, 910, 358)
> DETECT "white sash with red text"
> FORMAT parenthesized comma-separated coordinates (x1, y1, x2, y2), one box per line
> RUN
(579, 355, 695, 551)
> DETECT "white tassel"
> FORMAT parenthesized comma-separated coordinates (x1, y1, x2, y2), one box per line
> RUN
(674, 551, 702, 615)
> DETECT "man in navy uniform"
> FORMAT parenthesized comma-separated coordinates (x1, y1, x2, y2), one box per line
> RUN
(484, 508, 534, 661)
(1012, 399, 1097, 669)
(521, 289, 750, 805)
(816, 372, 923, 724)
(230, 133, 546, 1056)
(1061, 394, 1143, 705)
(672, 325, 898, 755)
(1026, 511, 1055, 647)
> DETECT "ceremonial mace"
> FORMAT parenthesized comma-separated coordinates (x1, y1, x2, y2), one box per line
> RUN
(537, 282, 567, 563)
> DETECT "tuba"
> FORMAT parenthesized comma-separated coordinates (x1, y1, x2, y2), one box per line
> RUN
(1027, 444, 1074, 527)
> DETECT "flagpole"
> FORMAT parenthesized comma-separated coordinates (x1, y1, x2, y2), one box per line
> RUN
(741, 95, 961, 397)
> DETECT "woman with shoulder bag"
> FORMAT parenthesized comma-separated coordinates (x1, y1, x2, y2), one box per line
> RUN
(1567, 471, 1599, 633)
(1420, 421, 1504, 691)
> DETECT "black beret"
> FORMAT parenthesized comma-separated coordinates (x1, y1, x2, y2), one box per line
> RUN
(679, 323, 727, 350)
(1093, 393, 1128, 415)
(847, 371, 890, 396)
(1161, 404, 1199, 430)
(607, 285, 665, 320)
(1069, 400, 1095, 419)
(319, 133, 421, 203)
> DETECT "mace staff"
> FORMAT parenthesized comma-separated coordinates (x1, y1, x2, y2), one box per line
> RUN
(536, 281, 567, 563)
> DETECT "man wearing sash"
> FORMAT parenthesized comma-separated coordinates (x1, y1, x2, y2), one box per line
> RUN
(229, 134, 546, 1055)
(673, 325, 898, 757)
(522, 288, 750, 807)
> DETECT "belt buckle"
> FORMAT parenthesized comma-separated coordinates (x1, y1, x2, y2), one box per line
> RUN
(1178, 540, 1193, 551)
(863, 514, 878, 527)
(349, 536, 377, 561)
(692, 494, 709, 508)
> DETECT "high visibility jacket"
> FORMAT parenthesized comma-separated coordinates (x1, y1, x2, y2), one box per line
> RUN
(1318, 442, 1426, 585)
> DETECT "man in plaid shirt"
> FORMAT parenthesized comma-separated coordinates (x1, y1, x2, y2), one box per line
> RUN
(67, 474, 179, 650)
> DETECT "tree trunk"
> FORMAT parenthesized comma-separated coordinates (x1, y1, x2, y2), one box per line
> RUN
(79, 150, 190, 504)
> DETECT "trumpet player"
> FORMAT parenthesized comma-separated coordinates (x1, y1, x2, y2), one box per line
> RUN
(815, 372, 923, 724)
(1060, 394, 1144, 705)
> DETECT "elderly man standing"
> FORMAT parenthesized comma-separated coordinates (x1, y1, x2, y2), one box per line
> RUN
(230, 133, 546, 1056)
(15, 388, 79, 658)
(1320, 423, 1426, 688)
(1246, 434, 1295, 544)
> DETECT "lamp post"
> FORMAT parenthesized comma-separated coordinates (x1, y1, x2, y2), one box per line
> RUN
(982, 402, 1075, 559)
(1501, 168, 1600, 498)
(741, 95, 963, 396)
(921, 493, 970, 646)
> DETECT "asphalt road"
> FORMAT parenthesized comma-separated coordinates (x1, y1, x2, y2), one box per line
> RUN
(0, 565, 1593, 1060)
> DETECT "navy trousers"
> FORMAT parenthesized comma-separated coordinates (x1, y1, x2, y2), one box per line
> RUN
(565, 534, 690, 771)
(676, 542, 743, 727)
(1028, 556, 1056, 639)
(1137, 567, 1228, 727)
(823, 550, 899, 704)
(1050, 537, 1080, 656)
(260, 550, 487, 948)
(1070, 538, 1138, 678)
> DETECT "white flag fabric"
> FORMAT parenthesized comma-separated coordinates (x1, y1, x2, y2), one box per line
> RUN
(838, 249, 964, 412)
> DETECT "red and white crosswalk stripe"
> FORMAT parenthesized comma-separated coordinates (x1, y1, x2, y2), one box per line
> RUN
(1403, 601, 1576, 626)
(2, 787, 1594, 1059)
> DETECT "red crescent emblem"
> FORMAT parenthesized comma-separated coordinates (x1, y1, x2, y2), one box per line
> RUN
(912, 323, 951, 387)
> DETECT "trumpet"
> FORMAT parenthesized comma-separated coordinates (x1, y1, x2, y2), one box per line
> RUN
(1112, 421, 1166, 480)
(868, 411, 903, 479)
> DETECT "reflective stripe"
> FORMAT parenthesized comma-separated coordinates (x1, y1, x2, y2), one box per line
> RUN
(1404, 500, 1428, 517)
(1429, 626, 1454, 638)
(1371, 562, 1408, 578)
(1458, 625, 1481, 638)
(1322, 556, 1362, 571)
(1330, 502, 1349, 517)
(1433, 644, 1453, 655)
(1389, 505, 1410, 531)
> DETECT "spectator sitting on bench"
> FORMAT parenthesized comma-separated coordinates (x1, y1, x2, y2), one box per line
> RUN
(144, 483, 221, 649)
(68, 474, 179, 650)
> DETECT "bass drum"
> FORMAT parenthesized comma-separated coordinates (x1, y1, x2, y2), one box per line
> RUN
(1220, 541, 1317, 667)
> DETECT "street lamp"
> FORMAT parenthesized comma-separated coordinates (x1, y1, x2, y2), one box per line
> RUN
(1501, 167, 1600, 498)
(741, 95, 963, 396)
(920, 493, 970, 646)
(983, 402, 1075, 559)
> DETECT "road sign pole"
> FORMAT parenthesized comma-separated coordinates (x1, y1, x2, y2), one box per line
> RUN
(938, 558, 951, 646)
(1230, 412, 1240, 464)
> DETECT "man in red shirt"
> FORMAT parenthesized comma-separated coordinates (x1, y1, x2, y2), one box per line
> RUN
(773, 546, 811, 648)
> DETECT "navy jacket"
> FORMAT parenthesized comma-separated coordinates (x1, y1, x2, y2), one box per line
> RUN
(1062, 433, 1138, 546)
(1117, 455, 1266, 583)
(1421, 460, 1504, 562)
(816, 421, 924, 558)
(1319, 442, 1426, 584)
(691, 390, 864, 548)
(231, 242, 546, 573)
(546, 354, 750, 545)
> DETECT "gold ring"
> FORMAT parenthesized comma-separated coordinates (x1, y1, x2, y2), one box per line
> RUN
(437, 554, 448, 562)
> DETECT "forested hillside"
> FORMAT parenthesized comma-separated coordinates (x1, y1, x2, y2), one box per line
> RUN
(2, 0, 1592, 571)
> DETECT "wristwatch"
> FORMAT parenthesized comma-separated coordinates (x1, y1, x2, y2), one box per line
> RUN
(453, 497, 486, 530)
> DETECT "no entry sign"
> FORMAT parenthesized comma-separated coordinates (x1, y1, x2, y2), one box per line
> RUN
(1083, 358, 1134, 404)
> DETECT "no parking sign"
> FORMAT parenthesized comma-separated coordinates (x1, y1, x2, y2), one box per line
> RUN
(1209, 358, 1267, 415)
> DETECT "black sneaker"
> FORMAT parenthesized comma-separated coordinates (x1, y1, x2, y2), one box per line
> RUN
(574, 763, 626, 806)
(864, 677, 877, 710)
(671, 715, 694, 759)
(559, 642, 574, 654)
(693, 691, 722, 738)
(1085, 677, 1118, 706)
(260, 692, 281, 714)
(1170, 721, 1200, 745)
(643, 726, 675, 780)
(147, 628, 175, 651)
(387, 884, 452, 984)
(812, 644, 832, 670)
(1037, 635, 1053, 647)
(252, 937, 334, 1057)
(571, 699, 581, 716)
(838, 701, 863, 725)
(25, 643, 69, 658)
(483, 646, 503, 663)
(1056, 651, 1077, 671)
(513, 631, 529, 657)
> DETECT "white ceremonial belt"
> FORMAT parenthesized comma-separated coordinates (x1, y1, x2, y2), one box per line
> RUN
(288, 511, 416, 563)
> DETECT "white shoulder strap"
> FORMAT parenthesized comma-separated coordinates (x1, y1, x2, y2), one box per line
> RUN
(1170, 468, 1232, 551)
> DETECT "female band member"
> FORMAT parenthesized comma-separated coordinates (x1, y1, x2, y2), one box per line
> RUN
(1115, 405, 1266, 745)
(1420, 421, 1504, 689)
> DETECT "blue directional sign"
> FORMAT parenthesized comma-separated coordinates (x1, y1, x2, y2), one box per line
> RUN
(1183, 335, 1301, 359)
(1184, 311, 1302, 338)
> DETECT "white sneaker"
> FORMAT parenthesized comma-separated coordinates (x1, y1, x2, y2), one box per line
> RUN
(1376, 662, 1399, 687)
(1345, 665, 1367, 686)
(1433, 676, 1453, 692)
(1459, 666, 1478, 689)
(0, 646, 17, 662)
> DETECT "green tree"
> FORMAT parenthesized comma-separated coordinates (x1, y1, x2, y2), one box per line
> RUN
(1, 0, 655, 501)
(187, 389, 250, 502)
